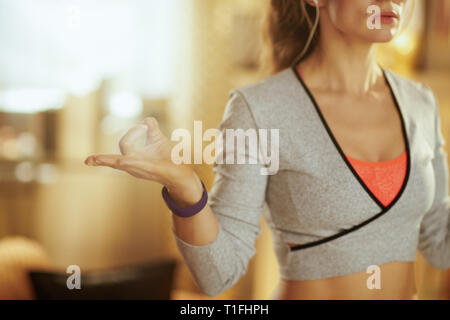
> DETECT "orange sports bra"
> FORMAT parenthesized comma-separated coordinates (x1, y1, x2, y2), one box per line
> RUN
(297, 68, 407, 207)
(346, 152, 407, 207)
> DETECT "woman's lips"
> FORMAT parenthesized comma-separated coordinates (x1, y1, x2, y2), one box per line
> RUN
(379, 11, 399, 24)
(372, 11, 399, 25)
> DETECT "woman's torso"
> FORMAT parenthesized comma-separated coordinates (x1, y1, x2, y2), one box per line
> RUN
(276, 66, 416, 299)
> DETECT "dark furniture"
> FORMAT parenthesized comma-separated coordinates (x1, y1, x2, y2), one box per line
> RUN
(29, 259, 177, 300)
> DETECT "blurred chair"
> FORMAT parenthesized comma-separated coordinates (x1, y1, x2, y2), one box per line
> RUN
(29, 259, 177, 300)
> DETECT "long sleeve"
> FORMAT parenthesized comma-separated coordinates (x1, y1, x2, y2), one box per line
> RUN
(171, 90, 269, 297)
(417, 89, 450, 269)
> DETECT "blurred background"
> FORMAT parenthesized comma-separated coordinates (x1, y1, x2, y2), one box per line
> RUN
(0, 0, 449, 300)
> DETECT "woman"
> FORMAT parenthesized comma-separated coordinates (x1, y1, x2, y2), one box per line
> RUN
(85, 0, 450, 299)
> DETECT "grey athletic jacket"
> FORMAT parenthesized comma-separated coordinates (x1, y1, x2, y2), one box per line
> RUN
(171, 66, 450, 297)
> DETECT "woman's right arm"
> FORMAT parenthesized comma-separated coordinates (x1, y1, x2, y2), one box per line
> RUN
(85, 90, 269, 297)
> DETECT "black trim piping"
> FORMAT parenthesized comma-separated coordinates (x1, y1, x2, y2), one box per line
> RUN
(288, 65, 411, 251)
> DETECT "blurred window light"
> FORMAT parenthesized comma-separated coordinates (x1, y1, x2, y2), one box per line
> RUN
(16, 132, 37, 158)
(0, 88, 66, 113)
(108, 92, 143, 119)
(0, 0, 179, 99)
(15, 161, 34, 182)
(36, 163, 59, 184)
(2, 138, 19, 160)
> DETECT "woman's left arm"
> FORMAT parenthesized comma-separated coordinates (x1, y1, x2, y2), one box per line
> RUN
(417, 89, 450, 269)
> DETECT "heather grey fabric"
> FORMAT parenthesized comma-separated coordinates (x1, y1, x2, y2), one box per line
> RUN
(171, 66, 450, 297)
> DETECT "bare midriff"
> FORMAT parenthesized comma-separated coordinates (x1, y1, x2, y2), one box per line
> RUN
(270, 258, 416, 300)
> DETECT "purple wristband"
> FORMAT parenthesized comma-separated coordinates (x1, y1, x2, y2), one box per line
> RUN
(161, 180, 208, 218)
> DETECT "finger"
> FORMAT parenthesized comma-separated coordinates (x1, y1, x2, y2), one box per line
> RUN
(142, 117, 163, 143)
(84, 155, 96, 166)
(87, 154, 123, 168)
(118, 124, 148, 155)
(85, 155, 109, 166)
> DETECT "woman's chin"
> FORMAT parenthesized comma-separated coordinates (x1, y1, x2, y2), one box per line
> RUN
(366, 29, 400, 43)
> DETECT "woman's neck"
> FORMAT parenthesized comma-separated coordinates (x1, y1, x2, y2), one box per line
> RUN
(299, 12, 384, 96)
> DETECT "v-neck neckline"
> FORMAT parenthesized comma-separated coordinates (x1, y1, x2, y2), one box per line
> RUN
(291, 65, 411, 211)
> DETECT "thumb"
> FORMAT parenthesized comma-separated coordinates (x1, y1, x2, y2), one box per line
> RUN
(142, 117, 164, 143)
